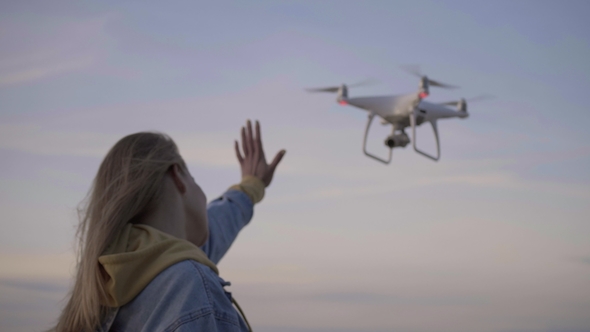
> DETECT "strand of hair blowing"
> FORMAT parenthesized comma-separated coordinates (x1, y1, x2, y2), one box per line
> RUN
(51, 132, 186, 332)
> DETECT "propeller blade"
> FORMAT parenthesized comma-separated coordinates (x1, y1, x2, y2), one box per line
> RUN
(348, 78, 379, 88)
(440, 94, 495, 106)
(401, 65, 458, 89)
(305, 86, 340, 93)
(465, 94, 495, 102)
(400, 64, 423, 77)
(428, 79, 459, 89)
(306, 78, 378, 93)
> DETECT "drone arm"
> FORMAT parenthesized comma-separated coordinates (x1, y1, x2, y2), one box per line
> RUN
(409, 112, 440, 161)
(363, 113, 393, 164)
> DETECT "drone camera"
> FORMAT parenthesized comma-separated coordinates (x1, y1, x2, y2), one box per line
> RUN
(385, 138, 395, 148)
(384, 133, 410, 148)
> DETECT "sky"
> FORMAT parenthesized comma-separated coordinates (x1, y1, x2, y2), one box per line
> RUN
(0, 1, 589, 331)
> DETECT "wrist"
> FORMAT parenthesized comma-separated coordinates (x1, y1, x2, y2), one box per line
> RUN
(229, 175, 265, 204)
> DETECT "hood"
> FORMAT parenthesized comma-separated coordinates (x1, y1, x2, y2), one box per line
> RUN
(98, 223, 218, 307)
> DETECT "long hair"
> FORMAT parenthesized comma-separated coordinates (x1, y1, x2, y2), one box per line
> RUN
(52, 132, 186, 332)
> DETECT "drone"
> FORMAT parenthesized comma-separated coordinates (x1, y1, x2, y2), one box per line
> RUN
(307, 67, 489, 163)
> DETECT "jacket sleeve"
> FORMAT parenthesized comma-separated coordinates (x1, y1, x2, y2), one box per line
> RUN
(200, 189, 254, 264)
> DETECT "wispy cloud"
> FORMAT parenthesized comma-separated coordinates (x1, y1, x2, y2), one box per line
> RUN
(0, 252, 75, 279)
(3, 121, 588, 202)
(577, 256, 590, 266)
(0, 124, 118, 158)
(0, 123, 238, 168)
(0, 14, 113, 87)
(313, 291, 488, 306)
(0, 57, 93, 86)
(0, 278, 70, 294)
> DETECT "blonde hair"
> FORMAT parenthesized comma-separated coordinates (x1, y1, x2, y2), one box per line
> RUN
(52, 132, 186, 332)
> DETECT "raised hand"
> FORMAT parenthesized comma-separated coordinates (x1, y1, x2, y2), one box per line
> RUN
(234, 120, 286, 187)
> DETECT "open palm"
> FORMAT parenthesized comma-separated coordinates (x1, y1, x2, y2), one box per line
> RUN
(234, 120, 286, 187)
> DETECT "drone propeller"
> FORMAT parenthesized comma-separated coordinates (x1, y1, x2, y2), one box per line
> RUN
(305, 78, 378, 93)
(400, 64, 423, 77)
(306, 86, 340, 93)
(401, 65, 459, 89)
(440, 94, 495, 106)
(348, 78, 379, 87)
(428, 78, 458, 89)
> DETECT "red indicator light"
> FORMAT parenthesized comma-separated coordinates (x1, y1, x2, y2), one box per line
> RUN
(419, 92, 428, 99)
(339, 100, 348, 105)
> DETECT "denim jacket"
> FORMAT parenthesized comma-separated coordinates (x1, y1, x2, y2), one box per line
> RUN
(99, 189, 253, 332)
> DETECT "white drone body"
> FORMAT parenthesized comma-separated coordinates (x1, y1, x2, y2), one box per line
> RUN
(308, 72, 480, 163)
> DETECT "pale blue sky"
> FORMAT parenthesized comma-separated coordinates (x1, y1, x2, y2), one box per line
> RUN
(1, 1, 589, 331)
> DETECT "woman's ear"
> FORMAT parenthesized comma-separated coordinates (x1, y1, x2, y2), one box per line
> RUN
(169, 164, 187, 194)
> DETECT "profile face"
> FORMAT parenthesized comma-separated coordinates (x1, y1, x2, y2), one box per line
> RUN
(183, 171, 209, 247)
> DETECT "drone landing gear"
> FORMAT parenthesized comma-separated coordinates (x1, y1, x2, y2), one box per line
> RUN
(363, 113, 393, 164)
(409, 112, 440, 161)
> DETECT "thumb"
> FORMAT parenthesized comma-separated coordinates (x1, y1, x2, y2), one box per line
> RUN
(269, 150, 286, 172)
(264, 150, 286, 186)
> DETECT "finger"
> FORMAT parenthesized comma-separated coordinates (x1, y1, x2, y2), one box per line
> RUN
(234, 140, 244, 163)
(241, 126, 249, 156)
(246, 119, 256, 160)
(255, 120, 265, 159)
(269, 149, 286, 171)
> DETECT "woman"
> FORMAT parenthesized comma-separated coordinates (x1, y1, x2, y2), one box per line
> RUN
(52, 120, 286, 332)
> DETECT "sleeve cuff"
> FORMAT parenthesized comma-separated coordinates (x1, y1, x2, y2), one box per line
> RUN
(229, 175, 266, 204)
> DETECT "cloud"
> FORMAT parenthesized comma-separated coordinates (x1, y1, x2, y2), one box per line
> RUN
(313, 291, 487, 306)
(0, 123, 239, 168)
(578, 256, 590, 266)
(0, 278, 70, 294)
(3, 121, 588, 203)
(0, 14, 113, 87)
(0, 252, 75, 280)
(0, 124, 118, 158)
(0, 277, 68, 332)
(0, 57, 93, 86)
